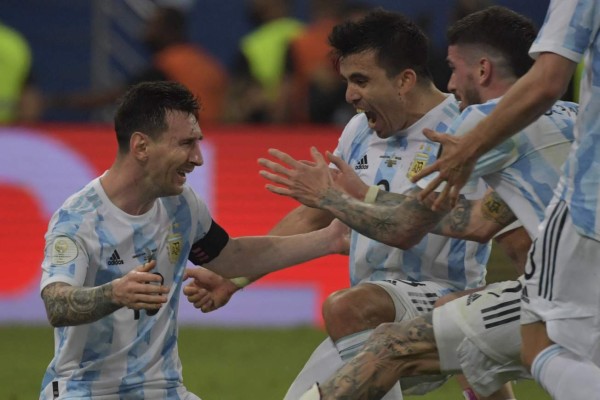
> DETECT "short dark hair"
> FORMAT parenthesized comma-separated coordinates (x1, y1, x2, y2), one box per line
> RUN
(114, 81, 200, 152)
(329, 9, 432, 81)
(447, 6, 537, 78)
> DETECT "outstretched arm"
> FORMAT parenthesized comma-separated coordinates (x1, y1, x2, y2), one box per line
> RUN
(411, 52, 576, 209)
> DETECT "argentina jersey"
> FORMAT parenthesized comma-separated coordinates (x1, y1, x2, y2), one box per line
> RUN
(449, 98, 578, 237)
(40, 177, 213, 399)
(530, 0, 600, 240)
(333, 95, 490, 290)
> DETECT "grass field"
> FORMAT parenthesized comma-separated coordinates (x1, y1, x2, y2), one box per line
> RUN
(0, 247, 551, 399)
(0, 325, 550, 400)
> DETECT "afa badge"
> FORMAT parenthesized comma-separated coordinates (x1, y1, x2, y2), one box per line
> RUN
(167, 233, 183, 264)
(51, 236, 78, 265)
(407, 152, 429, 179)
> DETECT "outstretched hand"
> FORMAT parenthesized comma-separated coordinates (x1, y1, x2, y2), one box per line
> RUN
(183, 267, 239, 313)
(258, 147, 336, 208)
(411, 129, 477, 210)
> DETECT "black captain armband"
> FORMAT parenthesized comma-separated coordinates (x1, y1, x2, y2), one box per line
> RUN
(188, 220, 230, 265)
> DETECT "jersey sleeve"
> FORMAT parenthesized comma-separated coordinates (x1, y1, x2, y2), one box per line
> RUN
(332, 113, 364, 163)
(184, 186, 230, 264)
(529, 0, 592, 63)
(40, 210, 91, 291)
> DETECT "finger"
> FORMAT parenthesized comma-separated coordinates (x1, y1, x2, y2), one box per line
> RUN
(326, 152, 352, 173)
(422, 128, 443, 143)
(258, 170, 293, 187)
(411, 161, 440, 184)
(299, 160, 317, 167)
(258, 158, 293, 177)
(309, 146, 327, 166)
(134, 293, 168, 305)
(186, 267, 222, 286)
(431, 182, 451, 212)
(135, 259, 156, 272)
(264, 184, 293, 197)
(199, 299, 215, 313)
(267, 148, 303, 168)
(417, 174, 446, 202)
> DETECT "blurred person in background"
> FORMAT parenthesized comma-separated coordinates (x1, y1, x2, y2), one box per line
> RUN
(226, 0, 304, 123)
(45, 6, 229, 125)
(274, 0, 353, 125)
(0, 20, 43, 124)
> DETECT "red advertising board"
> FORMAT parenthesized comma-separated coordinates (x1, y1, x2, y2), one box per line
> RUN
(0, 124, 349, 325)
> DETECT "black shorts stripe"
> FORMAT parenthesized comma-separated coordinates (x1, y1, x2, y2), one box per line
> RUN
(548, 206, 568, 300)
(484, 314, 520, 329)
(482, 306, 521, 321)
(480, 298, 521, 314)
(540, 201, 566, 298)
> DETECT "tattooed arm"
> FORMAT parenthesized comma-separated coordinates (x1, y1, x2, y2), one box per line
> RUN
(41, 260, 169, 327)
(41, 282, 119, 327)
(431, 188, 517, 242)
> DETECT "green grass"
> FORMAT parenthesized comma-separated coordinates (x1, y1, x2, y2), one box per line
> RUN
(0, 246, 549, 399)
(0, 325, 549, 400)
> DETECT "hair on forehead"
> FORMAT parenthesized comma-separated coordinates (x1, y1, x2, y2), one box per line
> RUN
(113, 81, 200, 153)
(447, 6, 537, 78)
(329, 8, 432, 81)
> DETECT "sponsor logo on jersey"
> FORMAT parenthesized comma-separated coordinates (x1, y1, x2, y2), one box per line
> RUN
(107, 250, 124, 266)
(379, 154, 401, 167)
(355, 154, 369, 170)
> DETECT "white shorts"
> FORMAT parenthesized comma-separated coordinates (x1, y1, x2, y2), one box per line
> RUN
(366, 279, 454, 322)
(521, 200, 600, 363)
(367, 279, 455, 395)
(433, 279, 528, 395)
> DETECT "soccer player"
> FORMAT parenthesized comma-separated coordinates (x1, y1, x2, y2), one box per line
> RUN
(265, 10, 498, 400)
(259, 6, 578, 399)
(38, 81, 347, 399)
(410, 1, 600, 398)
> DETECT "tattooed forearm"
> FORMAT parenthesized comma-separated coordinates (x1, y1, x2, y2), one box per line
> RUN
(320, 313, 439, 400)
(433, 197, 473, 235)
(319, 187, 446, 248)
(41, 282, 120, 327)
(482, 190, 516, 226)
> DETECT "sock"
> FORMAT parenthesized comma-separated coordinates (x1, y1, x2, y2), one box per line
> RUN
(334, 329, 373, 362)
(299, 383, 321, 400)
(283, 338, 344, 400)
(532, 344, 600, 400)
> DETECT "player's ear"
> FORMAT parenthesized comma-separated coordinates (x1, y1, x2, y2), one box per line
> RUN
(397, 69, 417, 95)
(131, 131, 149, 161)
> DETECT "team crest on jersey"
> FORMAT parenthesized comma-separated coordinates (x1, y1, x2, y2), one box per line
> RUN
(51, 236, 78, 265)
(379, 154, 401, 167)
(167, 233, 183, 264)
(407, 152, 429, 179)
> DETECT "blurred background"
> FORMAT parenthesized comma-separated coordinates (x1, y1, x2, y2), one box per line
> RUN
(0, 0, 551, 399)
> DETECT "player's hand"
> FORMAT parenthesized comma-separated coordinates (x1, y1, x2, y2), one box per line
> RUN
(326, 218, 351, 255)
(183, 267, 238, 312)
(411, 129, 477, 210)
(111, 260, 169, 311)
(327, 152, 370, 200)
(258, 147, 337, 208)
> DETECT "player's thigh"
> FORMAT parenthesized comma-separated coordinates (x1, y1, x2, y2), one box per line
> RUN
(434, 279, 523, 373)
(366, 279, 452, 322)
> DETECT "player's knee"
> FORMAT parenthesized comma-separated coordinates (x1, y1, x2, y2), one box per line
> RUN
(323, 285, 395, 339)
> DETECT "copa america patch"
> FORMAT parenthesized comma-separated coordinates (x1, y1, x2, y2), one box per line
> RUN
(51, 236, 78, 265)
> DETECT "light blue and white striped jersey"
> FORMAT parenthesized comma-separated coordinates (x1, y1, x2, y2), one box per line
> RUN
(532, 0, 600, 240)
(449, 98, 578, 237)
(39, 176, 211, 399)
(333, 95, 490, 290)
